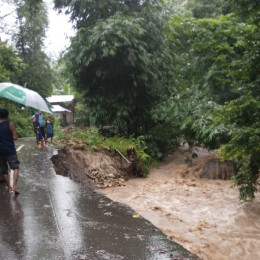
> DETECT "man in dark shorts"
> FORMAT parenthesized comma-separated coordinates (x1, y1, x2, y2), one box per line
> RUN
(0, 108, 20, 194)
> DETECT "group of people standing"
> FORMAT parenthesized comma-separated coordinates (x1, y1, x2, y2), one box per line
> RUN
(32, 111, 54, 147)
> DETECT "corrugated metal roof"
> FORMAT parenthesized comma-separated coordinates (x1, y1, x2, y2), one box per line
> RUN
(47, 95, 74, 103)
(51, 105, 71, 112)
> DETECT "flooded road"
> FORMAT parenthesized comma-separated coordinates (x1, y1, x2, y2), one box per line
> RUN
(101, 148, 260, 260)
(0, 138, 197, 260)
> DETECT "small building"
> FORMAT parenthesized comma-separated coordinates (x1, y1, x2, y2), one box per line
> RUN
(47, 95, 75, 125)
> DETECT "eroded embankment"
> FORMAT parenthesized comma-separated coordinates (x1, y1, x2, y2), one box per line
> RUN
(51, 144, 134, 189)
(52, 145, 260, 260)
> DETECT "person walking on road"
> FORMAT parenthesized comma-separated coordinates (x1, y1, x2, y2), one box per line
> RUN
(0, 108, 20, 194)
(45, 116, 54, 145)
(38, 111, 46, 144)
(33, 113, 44, 147)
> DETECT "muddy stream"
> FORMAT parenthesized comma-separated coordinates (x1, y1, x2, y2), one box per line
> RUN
(98, 147, 260, 260)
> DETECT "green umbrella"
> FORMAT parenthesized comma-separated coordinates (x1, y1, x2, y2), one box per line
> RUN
(0, 82, 52, 113)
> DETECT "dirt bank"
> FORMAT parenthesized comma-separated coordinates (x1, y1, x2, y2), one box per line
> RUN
(52, 144, 260, 260)
(51, 146, 131, 189)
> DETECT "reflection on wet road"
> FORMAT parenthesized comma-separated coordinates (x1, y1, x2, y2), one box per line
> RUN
(0, 138, 197, 260)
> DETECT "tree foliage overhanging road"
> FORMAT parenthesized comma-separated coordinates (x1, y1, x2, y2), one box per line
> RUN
(0, 0, 259, 200)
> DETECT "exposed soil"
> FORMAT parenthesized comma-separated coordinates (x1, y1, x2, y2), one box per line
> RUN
(52, 143, 260, 260)
(51, 140, 136, 189)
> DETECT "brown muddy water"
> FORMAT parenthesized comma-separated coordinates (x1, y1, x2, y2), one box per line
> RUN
(100, 147, 260, 260)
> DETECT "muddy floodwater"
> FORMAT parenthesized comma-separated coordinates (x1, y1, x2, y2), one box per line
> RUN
(100, 147, 260, 260)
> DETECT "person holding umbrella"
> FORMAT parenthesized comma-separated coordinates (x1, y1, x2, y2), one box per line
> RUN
(0, 108, 20, 194)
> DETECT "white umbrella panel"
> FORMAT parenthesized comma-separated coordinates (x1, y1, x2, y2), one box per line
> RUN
(0, 82, 52, 113)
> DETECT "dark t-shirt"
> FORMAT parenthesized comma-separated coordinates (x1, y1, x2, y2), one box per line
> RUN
(45, 121, 53, 137)
(0, 120, 16, 156)
(33, 120, 40, 132)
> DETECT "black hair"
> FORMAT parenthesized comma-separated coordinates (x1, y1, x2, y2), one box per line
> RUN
(0, 108, 9, 119)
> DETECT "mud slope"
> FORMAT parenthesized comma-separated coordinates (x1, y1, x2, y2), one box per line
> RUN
(52, 146, 131, 189)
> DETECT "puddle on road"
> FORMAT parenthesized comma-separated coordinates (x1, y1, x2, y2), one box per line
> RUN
(100, 148, 260, 260)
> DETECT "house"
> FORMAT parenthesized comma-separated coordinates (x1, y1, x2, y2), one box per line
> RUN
(47, 95, 75, 125)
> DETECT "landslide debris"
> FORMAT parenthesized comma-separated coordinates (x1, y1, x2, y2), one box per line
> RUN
(51, 138, 141, 189)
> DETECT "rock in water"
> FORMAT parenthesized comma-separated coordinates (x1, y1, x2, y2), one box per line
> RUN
(200, 158, 235, 180)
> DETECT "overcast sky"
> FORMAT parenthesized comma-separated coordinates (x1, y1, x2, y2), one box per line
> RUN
(0, 0, 74, 60)
(45, 0, 75, 59)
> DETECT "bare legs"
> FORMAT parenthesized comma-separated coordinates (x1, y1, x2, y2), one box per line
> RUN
(3, 174, 12, 192)
(12, 168, 19, 194)
(48, 137, 53, 145)
(3, 168, 19, 194)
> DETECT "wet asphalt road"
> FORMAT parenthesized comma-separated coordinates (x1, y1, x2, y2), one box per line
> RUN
(0, 138, 197, 260)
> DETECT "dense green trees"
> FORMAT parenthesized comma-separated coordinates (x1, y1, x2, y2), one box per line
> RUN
(54, 0, 156, 28)
(0, 42, 24, 82)
(0, 0, 53, 136)
(55, 0, 174, 137)
(54, 0, 259, 199)
(14, 0, 53, 96)
(188, 0, 231, 18)
(0, 41, 35, 137)
(1, 0, 53, 96)
(212, 1, 260, 200)
(166, 0, 260, 200)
